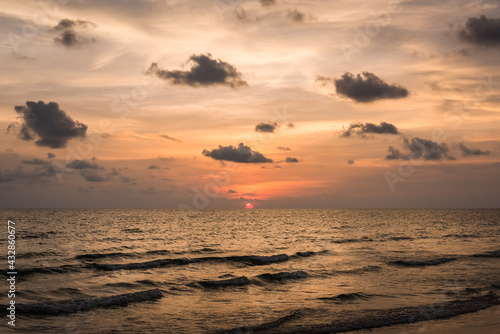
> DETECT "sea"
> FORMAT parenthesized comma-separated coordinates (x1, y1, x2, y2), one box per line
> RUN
(0, 209, 499, 333)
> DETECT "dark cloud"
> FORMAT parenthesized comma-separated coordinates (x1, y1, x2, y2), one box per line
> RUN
(276, 146, 291, 151)
(21, 158, 49, 165)
(255, 122, 278, 133)
(386, 147, 405, 160)
(0, 167, 26, 183)
(120, 176, 136, 184)
(47, 152, 56, 159)
(260, 0, 276, 7)
(287, 123, 295, 128)
(341, 122, 399, 137)
(458, 15, 500, 47)
(458, 143, 491, 156)
(234, 6, 248, 21)
(146, 54, 247, 88)
(53, 19, 96, 48)
(66, 160, 103, 169)
(347, 160, 355, 165)
(10, 101, 87, 148)
(287, 9, 306, 22)
(55, 30, 79, 47)
(80, 170, 109, 182)
(285, 157, 299, 163)
(202, 143, 273, 163)
(148, 165, 160, 169)
(0, 165, 58, 183)
(386, 137, 455, 161)
(157, 156, 175, 161)
(54, 19, 95, 31)
(334, 72, 409, 103)
(159, 134, 181, 143)
(228, 189, 237, 193)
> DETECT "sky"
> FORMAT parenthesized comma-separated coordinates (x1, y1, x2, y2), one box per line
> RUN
(0, 0, 499, 208)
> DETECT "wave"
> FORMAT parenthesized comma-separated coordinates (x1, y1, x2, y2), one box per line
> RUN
(1, 264, 81, 277)
(92, 258, 190, 271)
(191, 270, 309, 288)
(245, 254, 289, 265)
(75, 252, 137, 260)
(443, 233, 481, 239)
(136, 279, 160, 287)
(77, 247, 221, 259)
(388, 249, 500, 268)
(389, 257, 457, 267)
(217, 292, 500, 333)
(292, 250, 329, 257)
(387, 236, 414, 241)
(189, 247, 219, 253)
(473, 249, 500, 258)
(331, 236, 417, 243)
(445, 287, 482, 297)
(18, 231, 58, 239)
(197, 276, 250, 288)
(332, 237, 374, 244)
(257, 271, 308, 281)
(17, 251, 60, 259)
(92, 253, 292, 271)
(318, 292, 373, 302)
(0, 289, 163, 316)
(104, 282, 139, 288)
(216, 311, 301, 333)
(121, 227, 142, 233)
(333, 265, 382, 275)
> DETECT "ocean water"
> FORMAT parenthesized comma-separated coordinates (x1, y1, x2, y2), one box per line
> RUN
(0, 209, 499, 333)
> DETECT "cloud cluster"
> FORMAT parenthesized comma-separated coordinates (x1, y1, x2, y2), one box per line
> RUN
(458, 143, 491, 156)
(148, 165, 160, 169)
(260, 0, 276, 7)
(458, 15, 500, 47)
(287, 9, 306, 22)
(285, 157, 299, 163)
(21, 158, 49, 165)
(0, 165, 57, 184)
(80, 170, 109, 182)
(255, 122, 278, 133)
(334, 72, 409, 103)
(66, 160, 103, 169)
(202, 143, 273, 163)
(386, 137, 455, 161)
(54, 19, 96, 48)
(10, 101, 87, 148)
(342, 122, 399, 137)
(147, 54, 247, 88)
(276, 146, 291, 151)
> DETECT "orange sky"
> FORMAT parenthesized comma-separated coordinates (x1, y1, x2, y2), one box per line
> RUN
(0, 0, 499, 208)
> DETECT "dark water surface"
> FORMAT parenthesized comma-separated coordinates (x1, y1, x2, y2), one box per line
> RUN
(0, 209, 499, 333)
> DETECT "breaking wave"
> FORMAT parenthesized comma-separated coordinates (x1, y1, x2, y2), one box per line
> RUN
(0, 289, 163, 315)
(217, 292, 499, 333)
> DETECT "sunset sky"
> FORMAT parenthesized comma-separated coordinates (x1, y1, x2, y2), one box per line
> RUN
(0, 0, 499, 208)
